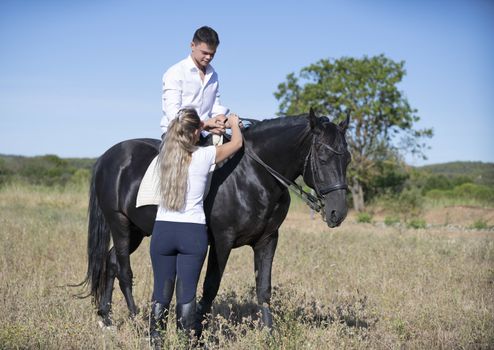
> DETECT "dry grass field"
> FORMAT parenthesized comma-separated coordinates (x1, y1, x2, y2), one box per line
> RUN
(0, 184, 493, 349)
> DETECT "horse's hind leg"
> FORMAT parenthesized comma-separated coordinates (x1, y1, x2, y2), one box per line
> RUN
(97, 247, 118, 327)
(110, 214, 144, 319)
(253, 230, 279, 329)
(98, 229, 144, 326)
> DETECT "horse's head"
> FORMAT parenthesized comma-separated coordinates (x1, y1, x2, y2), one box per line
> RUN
(303, 108, 351, 228)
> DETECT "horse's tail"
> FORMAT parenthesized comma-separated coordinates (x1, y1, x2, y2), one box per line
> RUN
(77, 161, 112, 307)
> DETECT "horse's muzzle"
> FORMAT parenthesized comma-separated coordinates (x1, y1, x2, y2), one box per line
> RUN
(324, 192, 348, 228)
(326, 210, 347, 228)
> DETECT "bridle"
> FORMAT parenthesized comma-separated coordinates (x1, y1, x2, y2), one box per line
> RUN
(243, 134, 348, 220)
(303, 137, 348, 197)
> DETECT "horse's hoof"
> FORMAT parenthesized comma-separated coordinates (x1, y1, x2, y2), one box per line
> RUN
(97, 314, 113, 328)
(98, 320, 117, 332)
(260, 305, 273, 330)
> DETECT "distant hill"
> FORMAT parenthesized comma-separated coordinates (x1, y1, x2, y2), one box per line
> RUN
(1, 154, 493, 188)
(0, 154, 96, 186)
(416, 161, 494, 186)
(0, 154, 95, 170)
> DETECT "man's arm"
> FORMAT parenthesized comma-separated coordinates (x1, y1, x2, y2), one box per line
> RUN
(160, 70, 183, 133)
(211, 81, 229, 118)
(205, 80, 229, 135)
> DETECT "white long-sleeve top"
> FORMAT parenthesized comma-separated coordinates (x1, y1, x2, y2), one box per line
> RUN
(160, 55, 229, 134)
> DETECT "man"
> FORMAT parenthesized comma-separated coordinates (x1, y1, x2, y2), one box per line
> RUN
(160, 26, 229, 137)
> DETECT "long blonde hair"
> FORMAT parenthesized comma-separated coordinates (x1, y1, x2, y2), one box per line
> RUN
(158, 108, 201, 211)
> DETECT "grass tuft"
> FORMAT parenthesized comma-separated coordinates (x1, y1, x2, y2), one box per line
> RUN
(406, 218, 427, 229)
(356, 212, 373, 224)
(470, 218, 489, 230)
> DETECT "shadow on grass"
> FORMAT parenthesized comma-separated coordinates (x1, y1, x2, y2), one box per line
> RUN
(200, 285, 377, 344)
(133, 285, 377, 347)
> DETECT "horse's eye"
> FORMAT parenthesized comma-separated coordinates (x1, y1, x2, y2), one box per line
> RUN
(317, 146, 332, 162)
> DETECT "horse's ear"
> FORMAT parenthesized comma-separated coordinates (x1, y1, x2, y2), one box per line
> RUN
(339, 110, 351, 132)
(308, 107, 318, 130)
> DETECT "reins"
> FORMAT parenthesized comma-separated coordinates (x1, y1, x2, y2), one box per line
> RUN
(242, 136, 326, 217)
(225, 120, 348, 221)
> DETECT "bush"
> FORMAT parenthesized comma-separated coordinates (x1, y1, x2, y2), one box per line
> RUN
(470, 219, 488, 230)
(384, 216, 400, 226)
(406, 218, 427, 229)
(356, 212, 373, 224)
(365, 158, 409, 201)
(422, 174, 453, 193)
(19, 155, 76, 186)
(453, 183, 494, 203)
(396, 188, 424, 220)
(0, 154, 89, 187)
(425, 183, 494, 205)
(69, 168, 91, 187)
(0, 159, 13, 186)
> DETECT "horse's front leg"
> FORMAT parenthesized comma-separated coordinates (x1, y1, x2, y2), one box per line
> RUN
(253, 230, 279, 329)
(197, 241, 232, 328)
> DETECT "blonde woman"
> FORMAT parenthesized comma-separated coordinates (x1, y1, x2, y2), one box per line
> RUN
(149, 108, 242, 347)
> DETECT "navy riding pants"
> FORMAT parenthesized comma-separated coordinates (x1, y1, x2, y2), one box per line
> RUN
(150, 221, 208, 305)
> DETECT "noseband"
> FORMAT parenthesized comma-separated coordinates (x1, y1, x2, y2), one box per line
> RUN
(303, 138, 348, 197)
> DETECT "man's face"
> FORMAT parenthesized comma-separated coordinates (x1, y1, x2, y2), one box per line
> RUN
(190, 42, 216, 70)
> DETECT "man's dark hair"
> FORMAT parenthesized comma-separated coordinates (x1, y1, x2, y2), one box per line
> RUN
(192, 26, 220, 48)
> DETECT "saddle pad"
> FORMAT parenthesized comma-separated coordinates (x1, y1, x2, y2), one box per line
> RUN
(136, 154, 217, 208)
(136, 156, 160, 207)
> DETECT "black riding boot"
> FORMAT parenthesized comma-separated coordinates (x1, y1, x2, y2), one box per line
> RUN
(176, 299, 199, 346)
(149, 301, 169, 349)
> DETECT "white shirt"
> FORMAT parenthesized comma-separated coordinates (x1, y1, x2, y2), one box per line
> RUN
(156, 146, 216, 224)
(160, 56, 229, 134)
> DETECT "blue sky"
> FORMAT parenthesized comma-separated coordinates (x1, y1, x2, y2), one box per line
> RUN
(0, 0, 492, 165)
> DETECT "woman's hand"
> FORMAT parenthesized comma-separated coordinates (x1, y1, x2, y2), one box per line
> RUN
(215, 113, 243, 163)
(226, 113, 240, 128)
(203, 115, 227, 135)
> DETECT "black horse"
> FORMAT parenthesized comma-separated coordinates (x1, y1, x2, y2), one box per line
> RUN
(82, 109, 351, 329)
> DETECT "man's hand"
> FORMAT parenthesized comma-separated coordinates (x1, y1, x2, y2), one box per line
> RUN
(204, 115, 227, 135)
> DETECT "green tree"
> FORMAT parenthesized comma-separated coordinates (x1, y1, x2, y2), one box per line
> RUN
(366, 148, 410, 200)
(274, 54, 433, 211)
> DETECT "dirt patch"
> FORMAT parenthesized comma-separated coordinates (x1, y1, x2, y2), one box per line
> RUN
(422, 206, 494, 226)
(287, 205, 494, 230)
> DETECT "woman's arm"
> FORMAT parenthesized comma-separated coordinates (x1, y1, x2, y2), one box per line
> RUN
(215, 114, 243, 163)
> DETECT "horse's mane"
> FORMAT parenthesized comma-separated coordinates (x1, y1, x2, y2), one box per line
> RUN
(243, 114, 309, 137)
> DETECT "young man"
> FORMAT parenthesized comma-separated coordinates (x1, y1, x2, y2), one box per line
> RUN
(160, 26, 229, 137)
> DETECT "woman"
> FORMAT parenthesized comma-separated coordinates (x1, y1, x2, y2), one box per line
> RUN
(149, 108, 242, 347)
